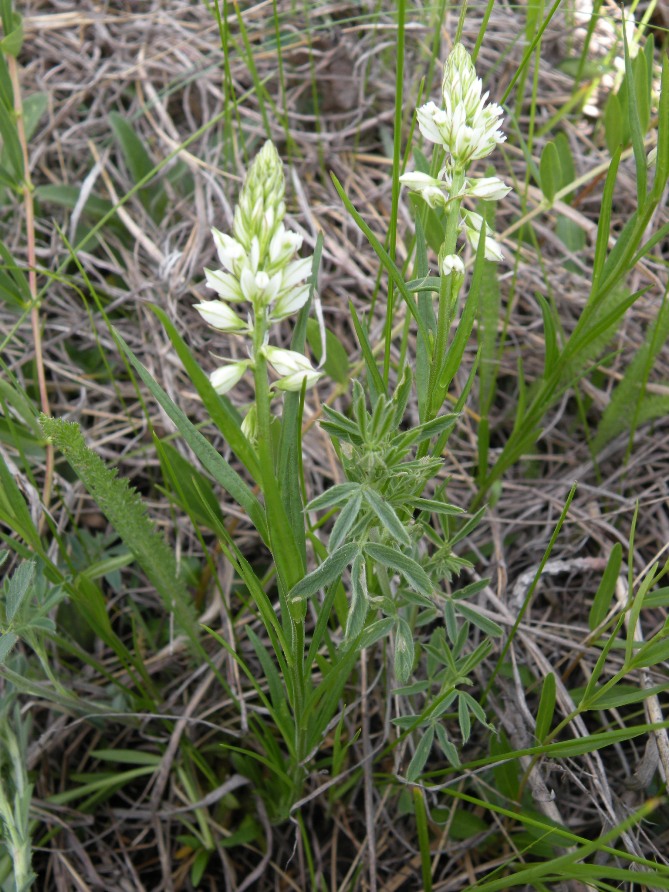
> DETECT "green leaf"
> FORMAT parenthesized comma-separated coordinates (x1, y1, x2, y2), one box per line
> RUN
(348, 301, 385, 405)
(362, 543, 433, 597)
(588, 543, 622, 630)
(114, 327, 268, 543)
(362, 488, 410, 546)
(573, 682, 669, 709)
(535, 672, 556, 741)
(406, 724, 434, 782)
(394, 617, 415, 683)
(407, 498, 464, 517)
(149, 304, 261, 481)
(604, 92, 624, 154)
(539, 140, 561, 203)
(306, 317, 349, 384)
(329, 489, 363, 552)
(536, 293, 558, 380)
(0, 630, 18, 663)
(457, 692, 471, 744)
(454, 602, 503, 637)
(0, 99, 22, 181)
(344, 554, 368, 641)
(356, 616, 394, 650)
(307, 482, 361, 512)
(0, 9, 22, 56)
(39, 415, 204, 657)
(5, 559, 34, 622)
(289, 543, 358, 603)
(155, 439, 225, 530)
(109, 111, 155, 188)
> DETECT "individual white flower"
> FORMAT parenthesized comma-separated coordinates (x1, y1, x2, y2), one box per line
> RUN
(268, 224, 303, 270)
(264, 346, 322, 390)
(264, 346, 314, 377)
(210, 360, 251, 395)
(466, 176, 512, 201)
(462, 211, 504, 262)
(194, 299, 248, 332)
(399, 170, 450, 208)
(212, 228, 246, 276)
(274, 368, 322, 391)
(270, 284, 310, 321)
(241, 403, 258, 441)
(442, 254, 465, 275)
(239, 267, 281, 307)
(204, 268, 244, 302)
(647, 146, 657, 168)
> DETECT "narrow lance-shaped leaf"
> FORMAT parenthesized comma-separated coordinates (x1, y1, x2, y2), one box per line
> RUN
(363, 543, 433, 597)
(344, 553, 369, 642)
(588, 543, 622, 631)
(362, 488, 411, 546)
(394, 616, 416, 684)
(114, 326, 268, 544)
(289, 543, 358, 603)
(535, 672, 556, 742)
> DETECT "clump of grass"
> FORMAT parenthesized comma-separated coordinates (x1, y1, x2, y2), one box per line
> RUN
(1, 1, 669, 889)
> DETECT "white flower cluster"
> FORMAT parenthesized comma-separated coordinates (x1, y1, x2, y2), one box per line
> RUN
(400, 43, 511, 263)
(194, 141, 321, 396)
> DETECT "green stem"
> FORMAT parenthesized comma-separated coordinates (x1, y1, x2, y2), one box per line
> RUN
(427, 170, 465, 420)
(251, 316, 308, 782)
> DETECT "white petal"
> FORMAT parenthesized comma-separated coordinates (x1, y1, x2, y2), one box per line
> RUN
(271, 285, 310, 320)
(210, 362, 249, 395)
(442, 254, 465, 275)
(204, 268, 243, 301)
(265, 346, 314, 377)
(280, 256, 312, 290)
(211, 228, 245, 272)
(466, 176, 512, 200)
(194, 300, 247, 331)
(274, 369, 323, 391)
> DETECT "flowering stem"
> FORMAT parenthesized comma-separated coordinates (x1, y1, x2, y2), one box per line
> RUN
(251, 323, 308, 771)
(427, 172, 465, 420)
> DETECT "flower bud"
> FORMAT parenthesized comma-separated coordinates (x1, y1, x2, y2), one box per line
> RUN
(264, 346, 314, 377)
(194, 300, 248, 332)
(441, 254, 465, 276)
(210, 361, 250, 395)
(466, 176, 512, 201)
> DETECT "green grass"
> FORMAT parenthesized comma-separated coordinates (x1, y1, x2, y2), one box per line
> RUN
(0, 0, 668, 888)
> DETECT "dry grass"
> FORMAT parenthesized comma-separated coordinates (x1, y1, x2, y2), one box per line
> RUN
(2, 0, 669, 889)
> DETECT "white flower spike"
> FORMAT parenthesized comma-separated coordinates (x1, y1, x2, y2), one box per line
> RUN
(400, 44, 510, 264)
(196, 141, 319, 398)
